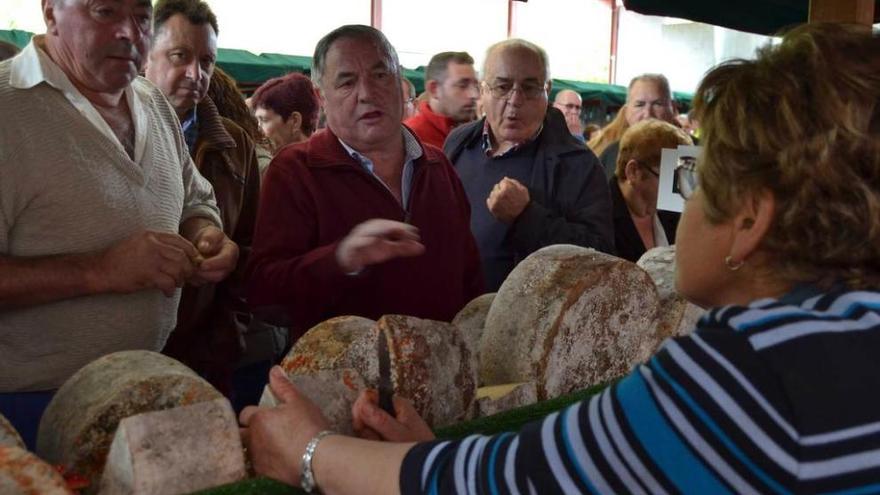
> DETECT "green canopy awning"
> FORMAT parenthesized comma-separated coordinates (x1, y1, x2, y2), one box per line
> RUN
(623, 0, 880, 35)
(0, 28, 690, 110)
(0, 29, 33, 49)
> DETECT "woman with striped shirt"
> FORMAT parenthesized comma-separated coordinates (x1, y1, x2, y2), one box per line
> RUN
(240, 22, 880, 494)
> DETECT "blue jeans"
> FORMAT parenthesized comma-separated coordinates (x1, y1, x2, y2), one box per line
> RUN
(0, 390, 56, 451)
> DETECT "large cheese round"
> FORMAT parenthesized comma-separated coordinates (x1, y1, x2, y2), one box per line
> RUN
(379, 315, 477, 427)
(637, 246, 705, 359)
(452, 293, 495, 359)
(0, 446, 72, 495)
(279, 316, 379, 388)
(0, 414, 23, 449)
(481, 245, 661, 400)
(36, 351, 222, 493)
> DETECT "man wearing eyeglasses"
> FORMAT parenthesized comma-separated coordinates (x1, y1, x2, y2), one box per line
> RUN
(444, 39, 614, 291)
(552, 89, 585, 142)
(404, 51, 479, 149)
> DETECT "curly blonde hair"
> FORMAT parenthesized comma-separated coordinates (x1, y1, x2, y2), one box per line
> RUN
(694, 23, 880, 289)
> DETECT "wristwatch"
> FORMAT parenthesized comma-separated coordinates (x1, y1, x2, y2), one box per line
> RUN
(300, 430, 335, 493)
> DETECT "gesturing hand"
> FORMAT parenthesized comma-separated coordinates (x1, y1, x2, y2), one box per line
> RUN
(487, 177, 530, 224)
(336, 219, 425, 274)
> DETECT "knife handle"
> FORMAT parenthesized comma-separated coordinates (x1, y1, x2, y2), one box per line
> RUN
(378, 391, 395, 416)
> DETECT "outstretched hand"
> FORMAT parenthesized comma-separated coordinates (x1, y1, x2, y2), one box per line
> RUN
(336, 219, 425, 273)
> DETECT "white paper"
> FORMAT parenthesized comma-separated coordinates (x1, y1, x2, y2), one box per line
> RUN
(657, 145, 703, 213)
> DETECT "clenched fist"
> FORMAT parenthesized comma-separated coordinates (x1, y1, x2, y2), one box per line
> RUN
(487, 177, 530, 224)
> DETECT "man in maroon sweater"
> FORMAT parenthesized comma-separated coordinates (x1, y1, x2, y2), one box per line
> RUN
(246, 25, 484, 342)
(404, 51, 479, 149)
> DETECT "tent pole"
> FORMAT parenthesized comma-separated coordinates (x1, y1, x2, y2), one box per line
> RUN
(371, 0, 382, 30)
(808, 0, 874, 24)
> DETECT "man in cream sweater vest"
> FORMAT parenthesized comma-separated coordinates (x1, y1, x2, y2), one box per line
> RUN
(0, 0, 238, 448)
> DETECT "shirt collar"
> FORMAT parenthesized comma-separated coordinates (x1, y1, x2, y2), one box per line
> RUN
(10, 35, 148, 163)
(10, 35, 72, 91)
(337, 126, 424, 173)
(481, 118, 543, 158)
(181, 107, 199, 153)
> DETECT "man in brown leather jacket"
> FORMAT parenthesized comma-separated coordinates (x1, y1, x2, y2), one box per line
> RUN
(144, 0, 261, 403)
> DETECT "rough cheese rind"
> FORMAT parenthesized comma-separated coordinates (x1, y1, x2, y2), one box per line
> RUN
(36, 351, 222, 493)
(481, 245, 661, 400)
(452, 293, 495, 361)
(0, 446, 72, 495)
(637, 246, 705, 359)
(279, 316, 379, 388)
(0, 414, 24, 449)
(99, 398, 246, 495)
(379, 315, 477, 427)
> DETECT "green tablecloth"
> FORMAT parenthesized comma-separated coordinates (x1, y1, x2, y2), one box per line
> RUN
(200, 383, 607, 495)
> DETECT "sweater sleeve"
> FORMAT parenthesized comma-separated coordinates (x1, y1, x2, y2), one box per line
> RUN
(245, 156, 362, 336)
(508, 152, 615, 256)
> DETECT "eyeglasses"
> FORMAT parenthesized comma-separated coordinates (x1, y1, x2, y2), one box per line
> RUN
(483, 80, 548, 100)
(632, 159, 659, 178)
(673, 157, 699, 200)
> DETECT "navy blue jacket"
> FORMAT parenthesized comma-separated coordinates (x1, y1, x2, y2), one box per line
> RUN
(444, 107, 615, 273)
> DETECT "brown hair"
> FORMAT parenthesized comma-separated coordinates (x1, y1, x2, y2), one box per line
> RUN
(694, 23, 880, 288)
(207, 67, 264, 144)
(153, 0, 218, 35)
(426, 51, 474, 83)
(615, 119, 691, 180)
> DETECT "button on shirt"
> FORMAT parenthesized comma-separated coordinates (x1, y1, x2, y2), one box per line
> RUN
(338, 127, 424, 210)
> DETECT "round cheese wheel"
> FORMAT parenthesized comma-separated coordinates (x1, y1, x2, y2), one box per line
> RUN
(637, 246, 705, 359)
(279, 316, 379, 388)
(481, 245, 661, 400)
(379, 315, 477, 427)
(36, 351, 222, 491)
(0, 414, 23, 450)
(0, 446, 72, 495)
(452, 293, 496, 360)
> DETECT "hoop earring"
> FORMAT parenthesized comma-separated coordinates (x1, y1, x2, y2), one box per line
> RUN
(725, 255, 744, 271)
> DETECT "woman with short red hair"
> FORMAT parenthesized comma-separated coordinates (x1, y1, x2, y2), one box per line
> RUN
(251, 73, 320, 155)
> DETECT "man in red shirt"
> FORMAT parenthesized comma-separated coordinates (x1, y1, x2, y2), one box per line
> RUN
(246, 26, 484, 342)
(404, 52, 479, 149)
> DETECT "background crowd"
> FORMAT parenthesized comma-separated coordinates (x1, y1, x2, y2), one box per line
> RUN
(1, 1, 879, 493)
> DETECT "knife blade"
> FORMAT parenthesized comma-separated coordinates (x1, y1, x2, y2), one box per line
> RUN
(377, 329, 395, 416)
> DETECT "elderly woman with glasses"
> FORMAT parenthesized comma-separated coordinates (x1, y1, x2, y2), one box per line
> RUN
(611, 119, 692, 262)
(240, 23, 880, 494)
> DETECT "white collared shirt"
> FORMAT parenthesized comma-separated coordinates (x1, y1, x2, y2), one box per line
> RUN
(9, 35, 148, 163)
(653, 213, 670, 248)
(337, 127, 424, 210)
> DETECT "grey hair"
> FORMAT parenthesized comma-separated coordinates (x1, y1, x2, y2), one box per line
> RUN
(481, 38, 550, 82)
(628, 73, 673, 102)
(311, 24, 400, 89)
